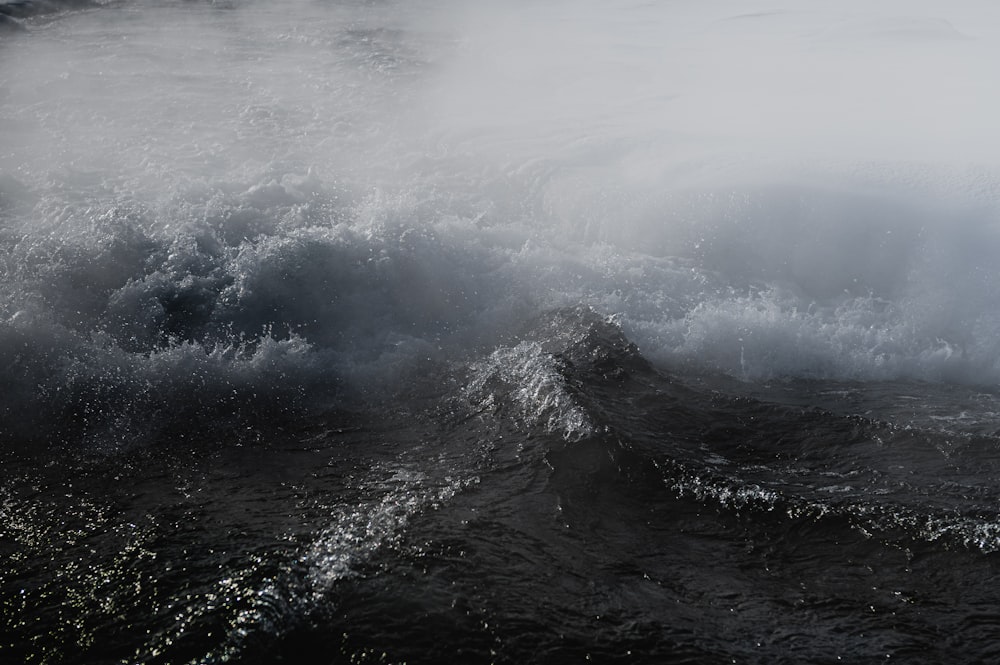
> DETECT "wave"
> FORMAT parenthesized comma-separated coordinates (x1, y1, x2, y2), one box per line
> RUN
(5, 0, 1000, 455)
(6, 173, 1000, 450)
(469, 307, 1000, 555)
(7, 300, 1000, 664)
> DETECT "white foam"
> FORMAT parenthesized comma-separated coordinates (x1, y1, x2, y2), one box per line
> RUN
(465, 341, 594, 441)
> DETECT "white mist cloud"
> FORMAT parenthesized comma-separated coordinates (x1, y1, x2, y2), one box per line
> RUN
(5, 0, 1000, 385)
(426, 0, 1000, 167)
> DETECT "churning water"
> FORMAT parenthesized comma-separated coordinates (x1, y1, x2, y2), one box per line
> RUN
(5, 1, 1000, 663)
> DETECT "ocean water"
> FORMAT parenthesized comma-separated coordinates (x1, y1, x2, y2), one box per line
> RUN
(5, 1, 1000, 662)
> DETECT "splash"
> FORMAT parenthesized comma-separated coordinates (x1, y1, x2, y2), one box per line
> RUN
(3, 0, 1000, 453)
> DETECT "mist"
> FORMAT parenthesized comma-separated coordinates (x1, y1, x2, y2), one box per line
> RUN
(3, 0, 1000, 392)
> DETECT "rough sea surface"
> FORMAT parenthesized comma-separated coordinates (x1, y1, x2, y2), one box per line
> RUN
(5, 1, 1000, 663)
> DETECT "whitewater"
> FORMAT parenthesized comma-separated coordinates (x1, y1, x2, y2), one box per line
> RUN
(5, 0, 1000, 662)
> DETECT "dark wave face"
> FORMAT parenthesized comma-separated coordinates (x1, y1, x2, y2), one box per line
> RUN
(5, 1, 1000, 663)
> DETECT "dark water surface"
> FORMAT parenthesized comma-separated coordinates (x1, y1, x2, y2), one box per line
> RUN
(7, 309, 1000, 663)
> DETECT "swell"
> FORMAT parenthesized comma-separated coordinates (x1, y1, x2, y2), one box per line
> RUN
(6, 306, 1000, 664)
(469, 307, 1000, 555)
